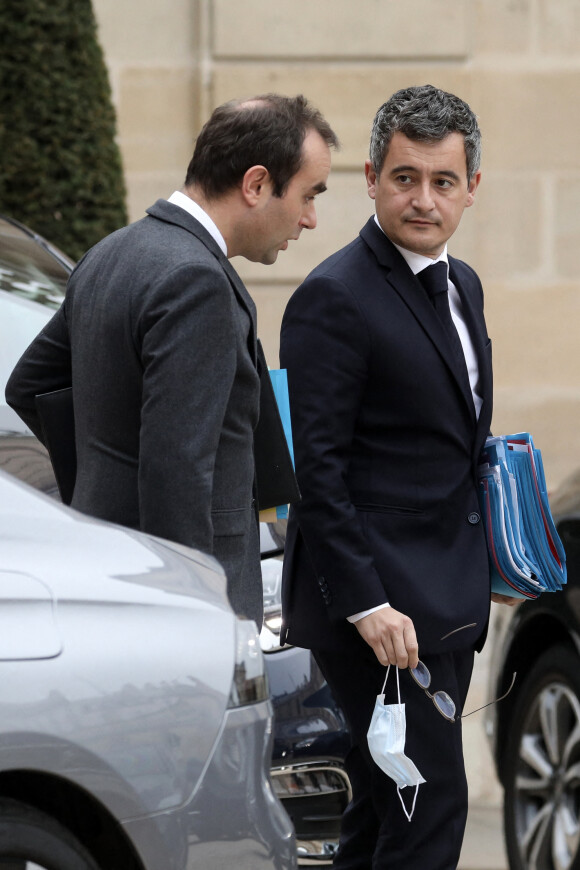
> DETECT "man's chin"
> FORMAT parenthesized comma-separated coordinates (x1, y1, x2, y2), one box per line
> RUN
(398, 229, 445, 258)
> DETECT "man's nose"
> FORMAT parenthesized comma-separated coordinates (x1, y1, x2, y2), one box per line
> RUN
(411, 181, 435, 212)
(300, 200, 317, 230)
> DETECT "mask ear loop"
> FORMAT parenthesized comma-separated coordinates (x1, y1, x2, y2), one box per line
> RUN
(398, 783, 420, 822)
(385, 667, 420, 822)
(381, 665, 390, 696)
(380, 665, 403, 707)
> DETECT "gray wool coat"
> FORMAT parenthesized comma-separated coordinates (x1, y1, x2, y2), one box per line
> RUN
(5, 200, 263, 626)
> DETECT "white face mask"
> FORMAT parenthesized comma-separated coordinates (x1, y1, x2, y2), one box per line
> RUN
(367, 666, 426, 821)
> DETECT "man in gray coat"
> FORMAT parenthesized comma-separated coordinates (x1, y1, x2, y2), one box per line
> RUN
(6, 94, 337, 628)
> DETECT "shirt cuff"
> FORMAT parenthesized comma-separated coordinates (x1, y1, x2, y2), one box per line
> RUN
(347, 602, 391, 623)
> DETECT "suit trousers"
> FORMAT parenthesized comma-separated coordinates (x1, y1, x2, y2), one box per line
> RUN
(314, 635, 475, 870)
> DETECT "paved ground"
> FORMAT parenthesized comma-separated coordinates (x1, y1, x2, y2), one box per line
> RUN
(459, 803, 508, 870)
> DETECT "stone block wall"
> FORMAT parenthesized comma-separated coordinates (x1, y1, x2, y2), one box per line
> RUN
(93, 0, 580, 491)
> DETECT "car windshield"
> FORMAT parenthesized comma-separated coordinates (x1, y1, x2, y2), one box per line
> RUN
(0, 219, 70, 310)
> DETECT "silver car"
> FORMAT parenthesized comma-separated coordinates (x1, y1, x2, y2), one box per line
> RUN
(0, 469, 295, 869)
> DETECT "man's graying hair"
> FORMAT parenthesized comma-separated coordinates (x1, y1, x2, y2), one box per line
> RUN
(369, 85, 481, 183)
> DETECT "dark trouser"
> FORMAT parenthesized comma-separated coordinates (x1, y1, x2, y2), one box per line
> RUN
(313, 638, 474, 870)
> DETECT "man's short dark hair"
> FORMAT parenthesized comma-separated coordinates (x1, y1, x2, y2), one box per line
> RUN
(370, 85, 481, 183)
(185, 94, 338, 199)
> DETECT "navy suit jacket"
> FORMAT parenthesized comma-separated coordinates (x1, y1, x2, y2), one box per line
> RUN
(280, 217, 493, 655)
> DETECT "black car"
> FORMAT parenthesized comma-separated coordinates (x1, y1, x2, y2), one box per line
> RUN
(485, 470, 580, 870)
(0, 214, 351, 866)
(259, 521, 350, 863)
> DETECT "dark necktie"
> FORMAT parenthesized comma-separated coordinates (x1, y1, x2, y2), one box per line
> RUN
(417, 262, 471, 386)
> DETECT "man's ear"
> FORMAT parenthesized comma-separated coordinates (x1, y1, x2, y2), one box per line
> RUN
(365, 159, 377, 200)
(241, 165, 271, 206)
(465, 170, 481, 208)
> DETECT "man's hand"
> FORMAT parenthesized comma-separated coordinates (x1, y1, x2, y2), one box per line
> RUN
(355, 607, 419, 669)
(491, 592, 520, 607)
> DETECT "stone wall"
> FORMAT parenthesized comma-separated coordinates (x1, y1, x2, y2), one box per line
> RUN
(93, 0, 580, 490)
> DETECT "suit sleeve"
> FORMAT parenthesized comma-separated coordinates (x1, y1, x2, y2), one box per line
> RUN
(135, 261, 244, 552)
(280, 274, 388, 620)
(5, 303, 72, 442)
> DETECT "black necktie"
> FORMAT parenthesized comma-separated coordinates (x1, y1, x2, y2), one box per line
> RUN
(417, 262, 470, 385)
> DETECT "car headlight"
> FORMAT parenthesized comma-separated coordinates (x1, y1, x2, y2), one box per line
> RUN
(260, 555, 286, 652)
(228, 617, 269, 707)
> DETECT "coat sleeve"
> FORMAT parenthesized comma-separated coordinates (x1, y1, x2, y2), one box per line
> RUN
(5, 302, 72, 443)
(280, 274, 388, 620)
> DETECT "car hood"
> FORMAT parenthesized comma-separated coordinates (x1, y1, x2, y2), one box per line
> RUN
(1, 470, 230, 612)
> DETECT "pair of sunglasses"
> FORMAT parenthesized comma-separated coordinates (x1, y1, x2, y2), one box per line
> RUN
(409, 660, 516, 722)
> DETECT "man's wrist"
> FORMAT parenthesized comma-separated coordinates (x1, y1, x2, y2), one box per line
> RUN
(347, 602, 390, 623)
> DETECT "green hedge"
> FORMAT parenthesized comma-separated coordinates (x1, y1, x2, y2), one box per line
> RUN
(0, 0, 127, 260)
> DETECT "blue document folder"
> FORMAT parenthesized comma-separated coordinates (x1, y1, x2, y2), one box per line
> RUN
(254, 340, 300, 520)
(266, 368, 294, 521)
(478, 434, 567, 599)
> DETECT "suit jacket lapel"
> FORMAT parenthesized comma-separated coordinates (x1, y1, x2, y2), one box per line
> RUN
(146, 200, 258, 364)
(448, 258, 494, 453)
(360, 218, 476, 423)
(448, 259, 491, 396)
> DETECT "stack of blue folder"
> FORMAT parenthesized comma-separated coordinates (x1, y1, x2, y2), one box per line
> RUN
(477, 433, 567, 599)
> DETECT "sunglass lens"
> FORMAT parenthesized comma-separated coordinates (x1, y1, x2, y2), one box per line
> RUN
(410, 661, 430, 689)
(434, 691, 455, 720)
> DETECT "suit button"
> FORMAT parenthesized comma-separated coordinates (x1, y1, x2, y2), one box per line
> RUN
(467, 512, 480, 525)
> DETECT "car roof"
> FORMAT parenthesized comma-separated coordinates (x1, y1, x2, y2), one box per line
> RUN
(0, 214, 75, 273)
(550, 468, 580, 521)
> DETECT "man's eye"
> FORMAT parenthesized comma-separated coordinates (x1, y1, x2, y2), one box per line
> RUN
(436, 179, 453, 189)
(397, 175, 412, 184)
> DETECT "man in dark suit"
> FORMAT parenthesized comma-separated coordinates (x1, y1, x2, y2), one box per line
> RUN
(6, 94, 337, 629)
(280, 85, 515, 868)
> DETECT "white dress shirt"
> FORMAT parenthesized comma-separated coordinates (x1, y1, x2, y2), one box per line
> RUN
(389, 233, 483, 419)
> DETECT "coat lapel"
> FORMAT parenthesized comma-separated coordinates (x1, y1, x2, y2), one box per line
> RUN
(360, 218, 477, 424)
(448, 260, 491, 397)
(146, 199, 258, 364)
(448, 259, 494, 457)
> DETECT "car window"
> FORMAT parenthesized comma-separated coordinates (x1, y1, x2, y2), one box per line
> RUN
(0, 221, 69, 309)
(0, 293, 56, 433)
(0, 221, 70, 434)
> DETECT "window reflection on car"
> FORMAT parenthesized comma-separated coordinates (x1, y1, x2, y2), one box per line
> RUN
(0, 217, 70, 307)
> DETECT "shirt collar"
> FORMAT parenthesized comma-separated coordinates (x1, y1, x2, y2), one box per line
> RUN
(167, 190, 228, 256)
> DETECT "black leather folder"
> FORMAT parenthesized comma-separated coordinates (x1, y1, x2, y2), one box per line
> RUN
(35, 386, 76, 505)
